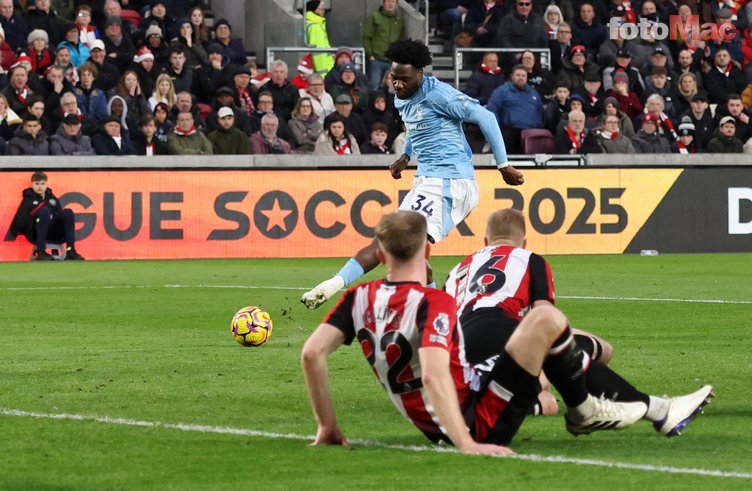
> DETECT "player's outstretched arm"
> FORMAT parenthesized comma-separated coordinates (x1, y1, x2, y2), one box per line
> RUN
(499, 165, 524, 185)
(419, 347, 513, 456)
(462, 103, 524, 186)
(301, 323, 349, 446)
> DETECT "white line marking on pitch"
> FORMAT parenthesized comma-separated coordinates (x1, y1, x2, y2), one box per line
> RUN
(1, 408, 750, 480)
(1, 284, 750, 305)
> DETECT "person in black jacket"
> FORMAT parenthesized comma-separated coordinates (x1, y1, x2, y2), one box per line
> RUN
(92, 115, 136, 155)
(132, 114, 168, 155)
(8, 170, 84, 260)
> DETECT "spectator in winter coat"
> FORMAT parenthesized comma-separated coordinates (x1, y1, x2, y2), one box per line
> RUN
(212, 18, 247, 67)
(594, 114, 635, 153)
(324, 93, 369, 146)
(305, 1, 334, 74)
(362, 0, 405, 90)
(92, 115, 136, 155)
(487, 65, 544, 154)
(74, 62, 108, 125)
(597, 96, 635, 138)
(519, 50, 555, 101)
(602, 47, 645, 95)
(193, 43, 235, 104)
(713, 94, 752, 143)
(606, 69, 643, 119)
(632, 113, 672, 153)
(672, 117, 701, 153)
(702, 48, 748, 104)
(170, 18, 208, 71)
(27, 29, 53, 76)
(494, 0, 548, 72)
(0, 0, 29, 52)
(251, 113, 293, 154)
(58, 23, 90, 68)
(263, 60, 301, 122)
(362, 91, 400, 147)
(707, 116, 745, 152)
(329, 63, 370, 115)
(288, 96, 323, 153)
(102, 16, 136, 74)
(132, 114, 168, 155)
(26, 0, 65, 47)
(360, 121, 392, 154)
(571, 2, 607, 59)
(555, 109, 602, 154)
(49, 113, 95, 155)
(556, 45, 600, 93)
(87, 39, 121, 93)
(0, 25, 15, 71)
(463, 52, 505, 106)
(167, 110, 213, 154)
(314, 112, 360, 155)
(544, 83, 571, 133)
(205, 86, 258, 136)
(681, 91, 714, 149)
(207, 106, 252, 155)
(642, 66, 677, 121)
(8, 114, 49, 155)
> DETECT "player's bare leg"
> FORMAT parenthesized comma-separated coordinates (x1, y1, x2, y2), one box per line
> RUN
(301, 239, 436, 310)
(301, 240, 380, 309)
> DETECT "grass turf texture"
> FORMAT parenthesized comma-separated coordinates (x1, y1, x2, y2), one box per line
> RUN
(0, 254, 750, 490)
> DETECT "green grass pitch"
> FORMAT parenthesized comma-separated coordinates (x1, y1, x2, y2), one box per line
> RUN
(1, 254, 750, 490)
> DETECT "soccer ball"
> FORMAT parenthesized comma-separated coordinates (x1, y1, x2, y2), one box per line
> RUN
(231, 306, 273, 347)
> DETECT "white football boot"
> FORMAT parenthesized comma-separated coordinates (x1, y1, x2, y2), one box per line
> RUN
(653, 385, 714, 437)
(300, 275, 345, 309)
(565, 394, 648, 435)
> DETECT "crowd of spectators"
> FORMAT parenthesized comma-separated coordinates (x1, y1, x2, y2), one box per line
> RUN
(2, 0, 750, 156)
(442, 0, 752, 154)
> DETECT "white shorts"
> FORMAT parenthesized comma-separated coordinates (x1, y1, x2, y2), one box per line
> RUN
(398, 176, 479, 243)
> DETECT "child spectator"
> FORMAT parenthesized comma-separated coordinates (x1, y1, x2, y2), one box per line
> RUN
(149, 73, 177, 111)
(544, 83, 570, 133)
(8, 113, 49, 155)
(132, 114, 168, 155)
(152, 102, 174, 142)
(360, 121, 391, 154)
(673, 117, 700, 153)
(9, 170, 85, 260)
(707, 116, 744, 153)
(74, 5, 98, 49)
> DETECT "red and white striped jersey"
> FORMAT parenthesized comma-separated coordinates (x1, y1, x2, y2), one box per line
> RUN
(324, 280, 474, 439)
(444, 244, 555, 320)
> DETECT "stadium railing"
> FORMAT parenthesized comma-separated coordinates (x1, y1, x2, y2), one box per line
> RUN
(266, 46, 368, 75)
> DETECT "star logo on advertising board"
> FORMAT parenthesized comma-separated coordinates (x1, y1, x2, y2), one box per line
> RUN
(255, 191, 298, 239)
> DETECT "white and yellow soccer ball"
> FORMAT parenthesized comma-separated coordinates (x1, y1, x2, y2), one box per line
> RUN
(231, 306, 273, 347)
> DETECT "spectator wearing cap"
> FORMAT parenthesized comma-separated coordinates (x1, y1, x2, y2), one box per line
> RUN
(680, 91, 714, 148)
(304, 1, 335, 74)
(74, 62, 108, 125)
(635, 45, 675, 83)
(672, 116, 700, 153)
(230, 65, 257, 118)
(602, 47, 645, 95)
(323, 47, 370, 92)
(598, 96, 635, 138)
(168, 110, 213, 154)
(139, 23, 170, 67)
(324, 93, 369, 146)
(205, 86, 257, 135)
(58, 22, 91, 69)
(703, 48, 748, 104)
(212, 18, 247, 67)
(363, 0, 405, 90)
(100, 0, 137, 35)
(251, 90, 296, 145)
(713, 93, 752, 141)
(141, 1, 177, 44)
(163, 46, 193, 94)
(263, 60, 301, 123)
(194, 43, 233, 104)
(556, 44, 600, 93)
(0, 0, 29, 53)
(463, 52, 505, 106)
(292, 54, 314, 90)
(26, 29, 53, 76)
(577, 70, 606, 119)
(93, 115, 136, 155)
(8, 113, 49, 156)
(2, 65, 34, 115)
(571, 2, 607, 59)
(555, 108, 602, 154)
(87, 39, 121, 93)
(594, 113, 636, 153)
(598, 25, 643, 71)
(49, 112, 95, 155)
(606, 69, 643, 119)
(169, 17, 207, 71)
(635, 94, 677, 146)
(128, 46, 158, 100)
(632, 113, 671, 152)
(329, 62, 370, 115)
(487, 65, 544, 154)
(707, 115, 744, 152)
(709, 7, 745, 62)
(493, 0, 548, 72)
(643, 66, 677, 120)
(26, 0, 65, 47)
(299, 72, 335, 125)
(102, 15, 136, 73)
(207, 105, 252, 154)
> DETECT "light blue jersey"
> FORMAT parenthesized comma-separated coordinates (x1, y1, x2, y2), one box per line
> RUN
(395, 75, 509, 179)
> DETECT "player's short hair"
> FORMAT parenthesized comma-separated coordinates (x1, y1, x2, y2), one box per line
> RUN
(31, 171, 48, 182)
(486, 209, 525, 244)
(375, 211, 427, 261)
(384, 39, 433, 69)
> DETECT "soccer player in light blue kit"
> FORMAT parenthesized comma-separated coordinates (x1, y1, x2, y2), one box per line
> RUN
(302, 39, 524, 309)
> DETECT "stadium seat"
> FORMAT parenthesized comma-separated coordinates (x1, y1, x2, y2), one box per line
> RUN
(120, 9, 142, 28)
(521, 128, 555, 155)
